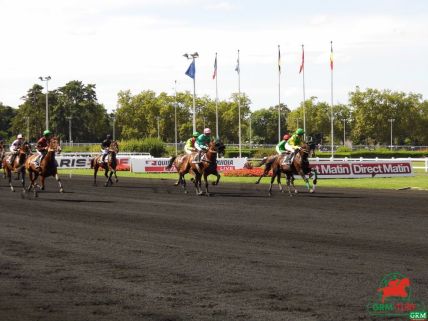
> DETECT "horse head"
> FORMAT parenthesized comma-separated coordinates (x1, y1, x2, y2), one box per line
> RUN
(20, 142, 32, 156)
(48, 137, 60, 153)
(110, 140, 119, 154)
(214, 140, 226, 157)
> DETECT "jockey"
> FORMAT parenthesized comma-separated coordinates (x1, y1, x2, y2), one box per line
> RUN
(284, 128, 305, 165)
(193, 128, 212, 163)
(101, 134, 112, 164)
(9, 134, 24, 164)
(275, 134, 291, 155)
(184, 131, 199, 155)
(34, 130, 51, 168)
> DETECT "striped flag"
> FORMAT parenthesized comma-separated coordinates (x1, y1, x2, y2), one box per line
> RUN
(278, 45, 281, 74)
(299, 45, 304, 74)
(212, 53, 217, 79)
(330, 41, 334, 71)
(235, 50, 240, 74)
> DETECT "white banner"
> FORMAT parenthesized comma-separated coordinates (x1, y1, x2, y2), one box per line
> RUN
(131, 157, 248, 173)
(56, 155, 151, 171)
(310, 160, 413, 178)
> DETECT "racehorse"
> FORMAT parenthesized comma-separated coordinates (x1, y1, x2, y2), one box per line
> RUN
(90, 140, 119, 187)
(2, 142, 32, 192)
(258, 142, 317, 196)
(25, 137, 64, 196)
(188, 140, 225, 196)
(166, 153, 193, 193)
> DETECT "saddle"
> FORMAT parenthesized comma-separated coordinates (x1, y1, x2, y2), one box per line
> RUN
(281, 152, 292, 165)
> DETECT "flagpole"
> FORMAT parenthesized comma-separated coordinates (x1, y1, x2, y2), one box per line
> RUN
(302, 44, 306, 140)
(174, 80, 178, 156)
(192, 57, 196, 133)
(330, 40, 334, 158)
(278, 44, 281, 143)
(237, 49, 241, 158)
(215, 52, 219, 139)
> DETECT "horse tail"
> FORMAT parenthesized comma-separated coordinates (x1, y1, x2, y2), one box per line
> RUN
(258, 156, 269, 167)
(166, 156, 176, 170)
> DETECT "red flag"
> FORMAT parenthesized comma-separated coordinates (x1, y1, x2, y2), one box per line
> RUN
(299, 45, 304, 74)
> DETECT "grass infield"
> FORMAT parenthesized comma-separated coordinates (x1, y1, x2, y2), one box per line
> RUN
(58, 168, 428, 191)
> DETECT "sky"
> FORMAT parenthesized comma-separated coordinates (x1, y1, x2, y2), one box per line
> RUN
(1, 0, 428, 112)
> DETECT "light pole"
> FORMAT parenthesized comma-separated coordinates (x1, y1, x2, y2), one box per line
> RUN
(112, 110, 116, 141)
(39, 76, 51, 130)
(388, 118, 395, 151)
(342, 118, 347, 145)
(183, 52, 199, 132)
(157, 116, 160, 139)
(249, 113, 252, 149)
(66, 116, 72, 145)
(174, 80, 178, 156)
(24, 116, 30, 142)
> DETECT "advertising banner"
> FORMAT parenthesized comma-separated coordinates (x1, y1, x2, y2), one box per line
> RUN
(310, 161, 413, 178)
(130, 157, 248, 173)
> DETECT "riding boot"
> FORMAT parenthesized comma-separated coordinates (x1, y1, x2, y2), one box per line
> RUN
(102, 154, 107, 166)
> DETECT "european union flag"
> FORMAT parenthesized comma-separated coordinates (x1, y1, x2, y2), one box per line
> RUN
(185, 60, 195, 79)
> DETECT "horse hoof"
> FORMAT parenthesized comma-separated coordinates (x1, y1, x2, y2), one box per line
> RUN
(115, 179, 118, 183)
(255, 181, 259, 184)
(60, 188, 64, 193)
(206, 193, 211, 197)
(294, 190, 298, 194)
(174, 182, 179, 186)
(309, 189, 314, 193)
(41, 187, 45, 191)
(184, 190, 188, 194)
(104, 183, 108, 187)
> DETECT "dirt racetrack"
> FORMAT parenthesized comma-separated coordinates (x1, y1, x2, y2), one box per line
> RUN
(0, 175, 427, 321)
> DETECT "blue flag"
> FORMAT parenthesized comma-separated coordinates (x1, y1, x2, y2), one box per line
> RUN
(185, 60, 195, 79)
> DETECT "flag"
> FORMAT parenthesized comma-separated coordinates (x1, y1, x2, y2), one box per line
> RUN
(212, 54, 217, 79)
(330, 41, 334, 71)
(235, 51, 240, 74)
(299, 45, 304, 74)
(185, 60, 195, 79)
(278, 45, 281, 74)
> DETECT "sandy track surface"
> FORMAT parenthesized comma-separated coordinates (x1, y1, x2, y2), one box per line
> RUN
(0, 175, 427, 321)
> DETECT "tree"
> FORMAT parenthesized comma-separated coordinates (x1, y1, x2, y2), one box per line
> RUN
(250, 104, 290, 144)
(0, 102, 17, 140)
(11, 84, 47, 142)
(349, 88, 425, 145)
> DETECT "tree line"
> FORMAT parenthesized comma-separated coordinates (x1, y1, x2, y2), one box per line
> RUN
(1, 82, 428, 145)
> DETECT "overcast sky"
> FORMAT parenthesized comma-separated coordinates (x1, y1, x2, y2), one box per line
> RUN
(1, 0, 427, 112)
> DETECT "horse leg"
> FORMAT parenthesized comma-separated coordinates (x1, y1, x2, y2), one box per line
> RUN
(310, 170, 317, 193)
(277, 171, 284, 193)
(255, 171, 265, 184)
(268, 170, 277, 196)
(20, 167, 25, 191)
(104, 168, 109, 187)
(213, 172, 221, 186)
(179, 173, 188, 194)
(7, 169, 14, 192)
(40, 176, 46, 191)
(55, 173, 64, 193)
(93, 165, 98, 186)
(114, 170, 118, 183)
(108, 171, 114, 185)
(203, 173, 210, 196)
(194, 173, 203, 195)
(291, 176, 298, 194)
